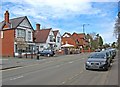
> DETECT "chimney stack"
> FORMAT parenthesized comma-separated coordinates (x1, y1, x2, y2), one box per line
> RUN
(4, 10, 9, 23)
(36, 24, 40, 31)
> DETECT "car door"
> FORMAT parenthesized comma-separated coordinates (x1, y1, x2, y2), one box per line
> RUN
(106, 52, 111, 65)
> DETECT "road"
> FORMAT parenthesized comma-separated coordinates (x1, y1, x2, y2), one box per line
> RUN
(2, 53, 118, 85)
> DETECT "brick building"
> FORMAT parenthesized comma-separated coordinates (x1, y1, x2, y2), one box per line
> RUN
(0, 11, 35, 57)
(62, 32, 89, 49)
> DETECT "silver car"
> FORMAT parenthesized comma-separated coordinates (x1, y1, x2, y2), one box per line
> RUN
(85, 52, 111, 71)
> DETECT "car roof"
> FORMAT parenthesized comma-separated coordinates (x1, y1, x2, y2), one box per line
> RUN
(90, 52, 106, 55)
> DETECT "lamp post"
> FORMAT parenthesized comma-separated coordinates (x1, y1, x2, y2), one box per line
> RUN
(82, 24, 89, 33)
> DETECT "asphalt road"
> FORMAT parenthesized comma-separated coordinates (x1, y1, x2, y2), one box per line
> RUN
(2, 53, 118, 85)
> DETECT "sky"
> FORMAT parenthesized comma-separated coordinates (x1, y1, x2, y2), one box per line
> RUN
(0, 0, 119, 44)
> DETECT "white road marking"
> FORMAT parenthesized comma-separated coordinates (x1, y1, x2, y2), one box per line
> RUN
(68, 61, 74, 64)
(10, 75, 23, 80)
(62, 81, 65, 84)
(55, 65, 60, 67)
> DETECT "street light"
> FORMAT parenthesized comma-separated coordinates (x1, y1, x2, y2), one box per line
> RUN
(82, 24, 89, 33)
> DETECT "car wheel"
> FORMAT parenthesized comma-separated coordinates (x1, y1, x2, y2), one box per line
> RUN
(104, 66, 108, 71)
(47, 54, 50, 57)
(86, 68, 89, 70)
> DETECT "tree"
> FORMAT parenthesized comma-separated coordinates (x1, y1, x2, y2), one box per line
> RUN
(103, 43, 110, 49)
(89, 32, 96, 39)
(98, 36, 103, 46)
(111, 42, 116, 48)
(15, 37, 28, 58)
(114, 17, 120, 39)
(114, 12, 120, 49)
(88, 33, 104, 50)
(86, 34, 93, 48)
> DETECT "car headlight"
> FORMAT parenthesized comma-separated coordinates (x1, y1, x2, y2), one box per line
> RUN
(86, 62, 90, 64)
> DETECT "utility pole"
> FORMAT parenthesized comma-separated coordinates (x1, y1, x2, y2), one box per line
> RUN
(82, 24, 89, 33)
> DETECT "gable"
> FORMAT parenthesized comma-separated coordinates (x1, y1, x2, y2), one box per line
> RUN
(63, 33, 70, 37)
(19, 18, 32, 28)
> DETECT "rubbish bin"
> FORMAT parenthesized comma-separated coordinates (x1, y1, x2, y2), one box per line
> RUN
(37, 54, 39, 60)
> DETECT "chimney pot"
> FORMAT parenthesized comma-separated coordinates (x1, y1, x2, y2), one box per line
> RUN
(36, 24, 40, 31)
(4, 10, 9, 23)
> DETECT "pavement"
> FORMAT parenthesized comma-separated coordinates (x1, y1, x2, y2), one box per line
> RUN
(0, 55, 57, 70)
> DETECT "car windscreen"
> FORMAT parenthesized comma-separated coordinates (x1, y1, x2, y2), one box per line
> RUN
(88, 53, 105, 58)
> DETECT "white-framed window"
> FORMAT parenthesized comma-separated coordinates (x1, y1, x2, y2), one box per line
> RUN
(57, 37, 60, 43)
(49, 35, 53, 42)
(40, 46, 44, 48)
(28, 31, 31, 41)
(17, 29, 26, 38)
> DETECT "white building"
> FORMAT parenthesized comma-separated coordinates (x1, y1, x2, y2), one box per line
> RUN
(53, 30, 61, 51)
(34, 24, 56, 51)
(14, 16, 35, 56)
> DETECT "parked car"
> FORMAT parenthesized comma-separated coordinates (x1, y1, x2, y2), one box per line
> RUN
(95, 49, 101, 52)
(108, 49, 116, 59)
(38, 49, 55, 57)
(101, 50, 113, 63)
(85, 52, 111, 71)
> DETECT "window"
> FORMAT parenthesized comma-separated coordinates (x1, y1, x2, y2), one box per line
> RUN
(36, 46, 39, 51)
(15, 44, 18, 53)
(17, 29, 26, 38)
(49, 35, 53, 42)
(57, 37, 60, 43)
(28, 31, 31, 41)
(40, 46, 43, 48)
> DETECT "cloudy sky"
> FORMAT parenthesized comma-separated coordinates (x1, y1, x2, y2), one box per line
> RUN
(0, 0, 118, 44)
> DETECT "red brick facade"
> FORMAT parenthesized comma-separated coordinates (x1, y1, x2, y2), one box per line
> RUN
(0, 29, 15, 57)
(62, 32, 89, 48)
(62, 37, 76, 47)
(0, 11, 15, 57)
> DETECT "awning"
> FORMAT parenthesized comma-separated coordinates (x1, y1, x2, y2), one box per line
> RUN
(61, 43, 74, 48)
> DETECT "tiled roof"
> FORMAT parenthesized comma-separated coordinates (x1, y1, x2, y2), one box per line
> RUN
(34, 29, 51, 43)
(0, 16, 27, 30)
(62, 32, 88, 47)
(77, 33, 85, 39)
(62, 37, 76, 46)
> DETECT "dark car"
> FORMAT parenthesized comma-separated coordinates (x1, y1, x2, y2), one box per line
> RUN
(108, 49, 116, 59)
(38, 50, 55, 57)
(101, 50, 113, 63)
(85, 52, 111, 71)
(95, 49, 101, 52)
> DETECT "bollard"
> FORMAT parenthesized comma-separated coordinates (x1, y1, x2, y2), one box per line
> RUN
(37, 55, 39, 60)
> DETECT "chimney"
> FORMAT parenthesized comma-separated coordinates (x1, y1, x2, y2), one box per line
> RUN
(4, 10, 9, 23)
(36, 24, 40, 31)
